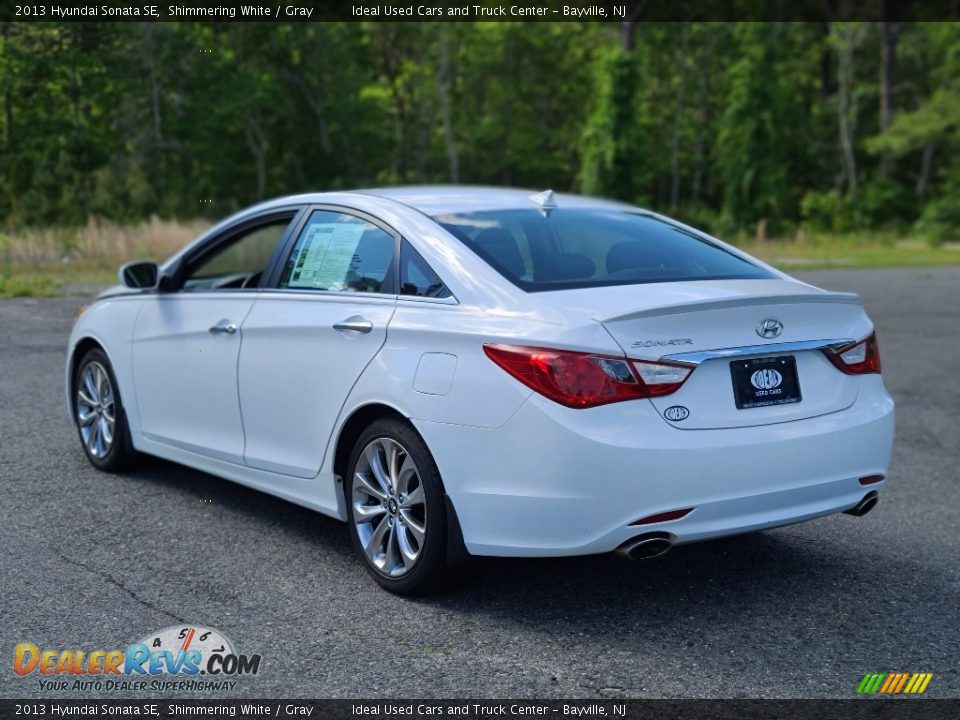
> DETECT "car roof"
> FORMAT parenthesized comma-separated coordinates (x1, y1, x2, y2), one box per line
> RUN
(358, 185, 634, 216)
(217, 186, 637, 224)
(242, 185, 638, 217)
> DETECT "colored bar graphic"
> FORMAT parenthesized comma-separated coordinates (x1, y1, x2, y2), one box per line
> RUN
(893, 673, 909, 693)
(857, 674, 886, 694)
(858, 672, 932, 695)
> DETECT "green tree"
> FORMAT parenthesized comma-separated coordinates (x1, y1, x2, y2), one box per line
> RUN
(714, 23, 807, 231)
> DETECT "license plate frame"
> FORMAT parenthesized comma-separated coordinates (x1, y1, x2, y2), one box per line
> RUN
(730, 355, 802, 409)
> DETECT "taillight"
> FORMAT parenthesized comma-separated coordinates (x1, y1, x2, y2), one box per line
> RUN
(825, 332, 881, 374)
(483, 344, 693, 408)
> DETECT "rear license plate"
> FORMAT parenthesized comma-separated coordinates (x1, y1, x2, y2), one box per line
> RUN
(730, 356, 802, 409)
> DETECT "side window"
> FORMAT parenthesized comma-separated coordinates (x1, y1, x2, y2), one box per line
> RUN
(399, 240, 451, 299)
(184, 219, 293, 290)
(279, 210, 394, 293)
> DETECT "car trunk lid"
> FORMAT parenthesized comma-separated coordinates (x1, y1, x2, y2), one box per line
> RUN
(538, 280, 872, 429)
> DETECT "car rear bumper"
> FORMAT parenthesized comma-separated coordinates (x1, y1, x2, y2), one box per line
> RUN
(414, 376, 894, 557)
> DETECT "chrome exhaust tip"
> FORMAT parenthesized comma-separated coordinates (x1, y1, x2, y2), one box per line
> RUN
(615, 533, 674, 561)
(844, 491, 879, 517)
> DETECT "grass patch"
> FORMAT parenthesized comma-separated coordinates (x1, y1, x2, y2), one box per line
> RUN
(737, 239, 960, 270)
(0, 274, 59, 298)
(0, 268, 119, 297)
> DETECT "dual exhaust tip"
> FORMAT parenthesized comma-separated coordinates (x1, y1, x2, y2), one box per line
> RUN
(845, 490, 880, 517)
(617, 492, 880, 560)
(615, 532, 674, 561)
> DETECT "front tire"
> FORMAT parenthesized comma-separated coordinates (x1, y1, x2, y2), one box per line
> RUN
(73, 348, 137, 472)
(345, 418, 450, 595)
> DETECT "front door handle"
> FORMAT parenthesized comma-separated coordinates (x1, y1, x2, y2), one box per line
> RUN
(333, 316, 373, 334)
(209, 319, 238, 335)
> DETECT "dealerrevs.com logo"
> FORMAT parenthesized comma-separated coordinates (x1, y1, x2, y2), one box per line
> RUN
(13, 625, 261, 693)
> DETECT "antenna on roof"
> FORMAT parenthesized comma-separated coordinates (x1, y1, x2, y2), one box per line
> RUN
(528, 189, 558, 216)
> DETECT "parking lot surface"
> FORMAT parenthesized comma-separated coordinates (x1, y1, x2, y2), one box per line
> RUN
(1, 267, 957, 698)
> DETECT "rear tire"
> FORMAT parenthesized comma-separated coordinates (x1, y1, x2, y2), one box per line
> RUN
(345, 418, 452, 595)
(73, 348, 137, 472)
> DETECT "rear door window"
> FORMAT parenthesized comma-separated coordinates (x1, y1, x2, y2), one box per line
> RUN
(279, 210, 395, 294)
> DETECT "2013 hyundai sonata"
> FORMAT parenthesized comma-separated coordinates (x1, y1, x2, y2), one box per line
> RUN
(66, 187, 894, 594)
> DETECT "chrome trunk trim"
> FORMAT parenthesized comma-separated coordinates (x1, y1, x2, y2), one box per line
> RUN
(660, 338, 854, 366)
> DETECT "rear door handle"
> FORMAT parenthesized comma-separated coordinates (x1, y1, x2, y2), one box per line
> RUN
(333, 316, 373, 334)
(209, 319, 238, 335)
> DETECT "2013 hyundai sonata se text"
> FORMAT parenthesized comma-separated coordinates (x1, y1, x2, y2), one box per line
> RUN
(66, 187, 894, 593)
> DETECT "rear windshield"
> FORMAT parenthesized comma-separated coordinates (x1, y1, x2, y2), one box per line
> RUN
(433, 208, 772, 292)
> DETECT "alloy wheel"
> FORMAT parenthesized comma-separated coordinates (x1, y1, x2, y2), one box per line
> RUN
(351, 437, 427, 577)
(76, 361, 116, 459)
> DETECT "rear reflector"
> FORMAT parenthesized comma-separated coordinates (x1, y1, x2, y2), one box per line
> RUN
(630, 508, 693, 526)
(858, 474, 884, 485)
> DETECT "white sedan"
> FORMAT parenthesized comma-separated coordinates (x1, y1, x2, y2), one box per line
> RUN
(66, 187, 894, 594)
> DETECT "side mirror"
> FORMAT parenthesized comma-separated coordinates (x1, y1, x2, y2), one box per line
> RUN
(119, 261, 160, 289)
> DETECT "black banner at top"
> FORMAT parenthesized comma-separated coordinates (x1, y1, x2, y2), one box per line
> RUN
(4, 0, 960, 22)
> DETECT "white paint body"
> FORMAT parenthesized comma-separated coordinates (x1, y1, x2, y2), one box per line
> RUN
(66, 188, 894, 557)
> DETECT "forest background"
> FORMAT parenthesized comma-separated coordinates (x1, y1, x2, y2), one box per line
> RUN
(2, 20, 958, 295)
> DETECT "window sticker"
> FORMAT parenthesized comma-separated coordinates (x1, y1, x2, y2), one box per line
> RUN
(288, 222, 365, 290)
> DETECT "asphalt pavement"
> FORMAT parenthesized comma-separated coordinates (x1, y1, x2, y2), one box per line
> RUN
(1, 267, 957, 699)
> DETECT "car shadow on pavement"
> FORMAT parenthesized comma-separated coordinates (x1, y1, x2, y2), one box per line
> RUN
(115, 455, 886, 622)
(116, 455, 355, 551)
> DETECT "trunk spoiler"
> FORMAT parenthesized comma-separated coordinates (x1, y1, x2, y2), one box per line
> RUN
(595, 291, 861, 323)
